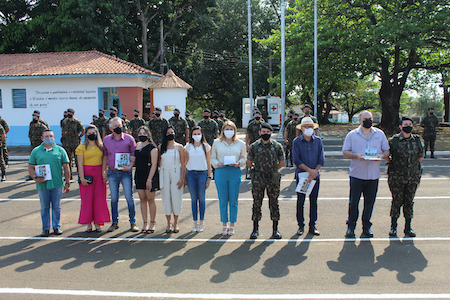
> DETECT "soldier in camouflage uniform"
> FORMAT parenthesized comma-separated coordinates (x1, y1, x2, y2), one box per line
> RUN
(284, 113, 301, 167)
(104, 106, 118, 136)
(0, 123, 6, 181)
(61, 108, 84, 174)
(149, 107, 169, 145)
(29, 110, 49, 128)
(212, 110, 224, 134)
(298, 105, 319, 137)
(185, 110, 196, 134)
(169, 108, 189, 145)
(91, 115, 98, 125)
(129, 109, 145, 141)
(121, 113, 130, 133)
(282, 110, 294, 167)
(29, 113, 48, 150)
(219, 110, 228, 123)
(0, 116, 10, 167)
(386, 117, 424, 238)
(247, 123, 285, 239)
(198, 109, 218, 146)
(420, 107, 439, 158)
(246, 111, 263, 150)
(94, 109, 109, 139)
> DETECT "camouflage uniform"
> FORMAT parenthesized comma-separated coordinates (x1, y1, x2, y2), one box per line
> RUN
(149, 117, 169, 146)
(94, 117, 109, 138)
(215, 118, 224, 134)
(0, 117, 9, 165)
(387, 133, 424, 220)
(0, 124, 5, 173)
(129, 117, 145, 141)
(186, 118, 196, 134)
(285, 119, 300, 165)
(421, 114, 439, 154)
(246, 120, 262, 146)
(28, 122, 48, 150)
(122, 118, 130, 133)
(169, 116, 188, 145)
(282, 117, 293, 165)
(198, 119, 219, 146)
(30, 119, 48, 128)
(248, 139, 285, 221)
(62, 117, 84, 169)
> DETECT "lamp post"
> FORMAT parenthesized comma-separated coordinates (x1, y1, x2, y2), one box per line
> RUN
(440, 84, 450, 122)
(248, 0, 254, 114)
(279, 0, 286, 137)
(314, 0, 318, 118)
(256, 59, 273, 93)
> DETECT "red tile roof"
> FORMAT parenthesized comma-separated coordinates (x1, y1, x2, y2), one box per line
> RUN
(149, 69, 192, 89)
(0, 50, 162, 77)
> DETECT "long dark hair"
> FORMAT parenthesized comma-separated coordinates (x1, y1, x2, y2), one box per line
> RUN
(160, 125, 175, 155)
(83, 124, 103, 151)
(137, 125, 155, 146)
(188, 126, 208, 154)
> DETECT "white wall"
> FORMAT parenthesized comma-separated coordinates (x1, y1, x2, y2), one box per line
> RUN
(153, 89, 188, 120)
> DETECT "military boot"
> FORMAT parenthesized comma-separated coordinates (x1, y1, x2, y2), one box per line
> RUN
(404, 218, 416, 237)
(271, 221, 282, 239)
(250, 221, 259, 239)
(389, 217, 398, 237)
(430, 151, 435, 159)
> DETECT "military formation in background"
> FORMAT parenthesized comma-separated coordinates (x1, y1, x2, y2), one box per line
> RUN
(198, 109, 219, 146)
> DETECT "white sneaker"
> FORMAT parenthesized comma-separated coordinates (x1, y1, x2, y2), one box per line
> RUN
(228, 226, 234, 236)
(221, 226, 228, 235)
(191, 222, 198, 232)
(197, 222, 204, 232)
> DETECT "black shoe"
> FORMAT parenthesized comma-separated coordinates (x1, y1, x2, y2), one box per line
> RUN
(430, 152, 435, 158)
(250, 230, 259, 239)
(107, 223, 119, 232)
(345, 228, 355, 238)
(361, 228, 374, 238)
(297, 227, 304, 236)
(309, 226, 320, 236)
(271, 230, 282, 239)
(25, 175, 33, 181)
(40, 230, 50, 237)
(53, 228, 63, 235)
(1, 175, 5, 182)
(389, 228, 397, 237)
(404, 228, 416, 237)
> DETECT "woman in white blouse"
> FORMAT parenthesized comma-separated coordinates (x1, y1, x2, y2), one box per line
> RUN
(211, 120, 246, 235)
(185, 126, 212, 232)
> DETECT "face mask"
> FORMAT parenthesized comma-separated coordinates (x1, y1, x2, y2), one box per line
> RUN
(185, 115, 190, 118)
(113, 127, 122, 134)
(304, 111, 311, 115)
(64, 114, 68, 118)
(203, 115, 209, 119)
(430, 112, 434, 115)
(43, 137, 55, 146)
(303, 128, 314, 137)
(67, 114, 73, 118)
(402, 126, 413, 134)
(155, 113, 161, 117)
(362, 119, 373, 129)
(261, 133, 271, 141)
(255, 116, 261, 121)
(289, 115, 293, 119)
(174, 113, 179, 118)
(134, 114, 139, 118)
(99, 113, 104, 117)
(32, 119, 38, 123)
(167, 134, 175, 140)
(87, 133, 97, 141)
(224, 130, 234, 139)
(110, 113, 116, 118)
(212, 116, 218, 119)
(138, 135, 148, 142)
(193, 135, 202, 142)
(293, 118, 298, 121)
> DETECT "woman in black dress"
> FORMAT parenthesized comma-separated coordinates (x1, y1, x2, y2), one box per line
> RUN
(135, 126, 159, 233)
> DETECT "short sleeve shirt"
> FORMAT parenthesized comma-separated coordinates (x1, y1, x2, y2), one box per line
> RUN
(342, 126, 389, 180)
(103, 133, 136, 170)
(75, 144, 103, 166)
(28, 144, 70, 190)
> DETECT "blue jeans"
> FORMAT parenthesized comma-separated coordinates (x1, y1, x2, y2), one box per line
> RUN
(38, 187, 63, 231)
(296, 177, 320, 228)
(347, 177, 379, 230)
(186, 170, 208, 221)
(215, 166, 241, 223)
(108, 170, 136, 224)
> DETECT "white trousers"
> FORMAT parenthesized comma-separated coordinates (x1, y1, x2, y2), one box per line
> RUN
(160, 167, 183, 215)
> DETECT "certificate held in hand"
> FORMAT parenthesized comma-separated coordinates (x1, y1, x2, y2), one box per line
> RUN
(223, 155, 237, 165)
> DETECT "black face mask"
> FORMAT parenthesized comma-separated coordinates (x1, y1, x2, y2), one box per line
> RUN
(402, 126, 413, 134)
(174, 113, 179, 118)
(155, 113, 161, 117)
(134, 114, 139, 118)
(113, 127, 122, 134)
(255, 116, 261, 121)
(362, 119, 373, 129)
(185, 115, 190, 118)
(293, 118, 298, 121)
(203, 115, 209, 119)
(63, 114, 68, 118)
(67, 114, 73, 118)
(261, 133, 271, 141)
(32, 119, 38, 123)
(289, 115, 293, 119)
(99, 113, 104, 117)
(212, 115, 218, 119)
(429, 112, 434, 115)
(138, 135, 148, 142)
(87, 133, 97, 141)
(167, 134, 175, 140)
(110, 113, 116, 118)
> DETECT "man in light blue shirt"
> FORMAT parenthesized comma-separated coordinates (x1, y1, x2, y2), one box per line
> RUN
(342, 111, 389, 238)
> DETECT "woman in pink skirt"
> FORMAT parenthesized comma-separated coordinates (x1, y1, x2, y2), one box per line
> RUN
(76, 125, 110, 232)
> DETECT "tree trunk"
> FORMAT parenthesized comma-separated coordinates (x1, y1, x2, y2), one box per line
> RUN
(378, 81, 402, 135)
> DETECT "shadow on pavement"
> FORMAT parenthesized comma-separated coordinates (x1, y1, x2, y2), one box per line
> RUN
(375, 239, 428, 283)
(209, 240, 273, 283)
(260, 234, 312, 278)
(327, 239, 377, 285)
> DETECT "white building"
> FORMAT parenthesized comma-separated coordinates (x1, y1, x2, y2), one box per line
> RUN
(0, 51, 163, 146)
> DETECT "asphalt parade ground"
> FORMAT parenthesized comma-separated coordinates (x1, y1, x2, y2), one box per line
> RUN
(0, 157, 449, 299)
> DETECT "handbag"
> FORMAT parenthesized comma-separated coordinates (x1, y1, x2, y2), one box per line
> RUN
(78, 175, 93, 184)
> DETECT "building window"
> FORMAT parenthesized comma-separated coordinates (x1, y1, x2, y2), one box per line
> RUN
(103, 91, 108, 110)
(12, 89, 27, 108)
(0, 89, 2, 108)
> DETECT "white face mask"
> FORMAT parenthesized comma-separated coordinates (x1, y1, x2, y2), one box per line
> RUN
(303, 128, 314, 137)
(192, 135, 202, 142)
(224, 129, 235, 139)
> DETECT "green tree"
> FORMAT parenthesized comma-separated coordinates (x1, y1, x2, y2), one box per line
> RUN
(0, 0, 32, 53)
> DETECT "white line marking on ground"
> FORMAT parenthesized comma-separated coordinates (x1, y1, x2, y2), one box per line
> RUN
(1, 236, 449, 244)
(0, 288, 449, 299)
(1, 196, 450, 202)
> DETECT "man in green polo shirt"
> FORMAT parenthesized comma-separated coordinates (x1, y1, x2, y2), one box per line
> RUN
(28, 129, 71, 237)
